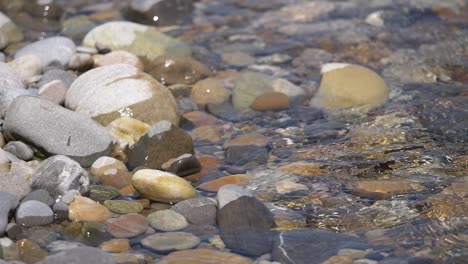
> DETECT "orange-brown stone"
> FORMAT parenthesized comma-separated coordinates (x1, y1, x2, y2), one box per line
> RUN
(250, 92, 289, 111)
(159, 248, 253, 264)
(197, 175, 250, 192)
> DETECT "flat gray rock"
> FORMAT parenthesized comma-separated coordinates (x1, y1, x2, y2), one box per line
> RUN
(30, 155, 90, 198)
(217, 184, 253, 209)
(272, 229, 372, 264)
(14, 36, 76, 67)
(37, 246, 115, 264)
(0, 192, 19, 236)
(3, 96, 113, 167)
(15, 200, 54, 228)
(141, 232, 200, 253)
(172, 197, 217, 225)
(218, 196, 276, 257)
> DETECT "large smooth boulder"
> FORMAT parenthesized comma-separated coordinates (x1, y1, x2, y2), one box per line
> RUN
(65, 64, 179, 126)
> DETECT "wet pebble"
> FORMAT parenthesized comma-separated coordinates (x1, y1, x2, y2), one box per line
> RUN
(232, 72, 274, 109)
(147, 55, 211, 86)
(132, 169, 197, 203)
(103, 200, 143, 214)
(160, 248, 253, 264)
(90, 156, 132, 190)
(310, 63, 389, 113)
(21, 189, 54, 207)
(126, 120, 194, 170)
(106, 213, 149, 238)
(99, 238, 130, 253)
(225, 145, 269, 168)
(89, 185, 120, 202)
(218, 196, 275, 256)
(250, 92, 289, 111)
(172, 197, 217, 225)
(147, 210, 189, 231)
(141, 232, 200, 253)
(217, 184, 253, 210)
(198, 175, 250, 192)
(52, 202, 69, 222)
(162, 154, 201, 177)
(68, 196, 112, 222)
(17, 239, 48, 263)
(190, 78, 230, 106)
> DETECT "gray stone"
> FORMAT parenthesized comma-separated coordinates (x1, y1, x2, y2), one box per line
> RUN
(3, 141, 34, 161)
(141, 232, 200, 253)
(5, 223, 22, 240)
(147, 210, 189, 231)
(217, 184, 253, 209)
(225, 145, 269, 168)
(3, 96, 113, 167)
(15, 200, 54, 228)
(272, 229, 372, 264)
(37, 246, 115, 264)
(127, 120, 194, 170)
(218, 196, 276, 257)
(30, 155, 90, 198)
(172, 197, 217, 225)
(232, 72, 274, 109)
(38, 69, 77, 90)
(0, 192, 18, 236)
(15, 37, 76, 67)
(0, 172, 31, 200)
(52, 201, 69, 222)
(22, 189, 55, 207)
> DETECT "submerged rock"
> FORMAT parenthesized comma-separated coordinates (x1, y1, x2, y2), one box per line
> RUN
(82, 21, 191, 63)
(310, 63, 389, 113)
(127, 120, 194, 170)
(126, 0, 195, 26)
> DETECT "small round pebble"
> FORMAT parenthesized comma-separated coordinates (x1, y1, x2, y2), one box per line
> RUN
(147, 210, 189, 231)
(141, 232, 200, 252)
(3, 141, 34, 161)
(15, 200, 54, 227)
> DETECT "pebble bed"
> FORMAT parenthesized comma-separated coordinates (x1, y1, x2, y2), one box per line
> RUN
(0, 0, 467, 264)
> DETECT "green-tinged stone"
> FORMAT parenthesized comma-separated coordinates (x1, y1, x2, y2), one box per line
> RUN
(63, 221, 112, 247)
(82, 21, 191, 64)
(232, 72, 274, 109)
(89, 185, 120, 201)
(103, 200, 144, 214)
